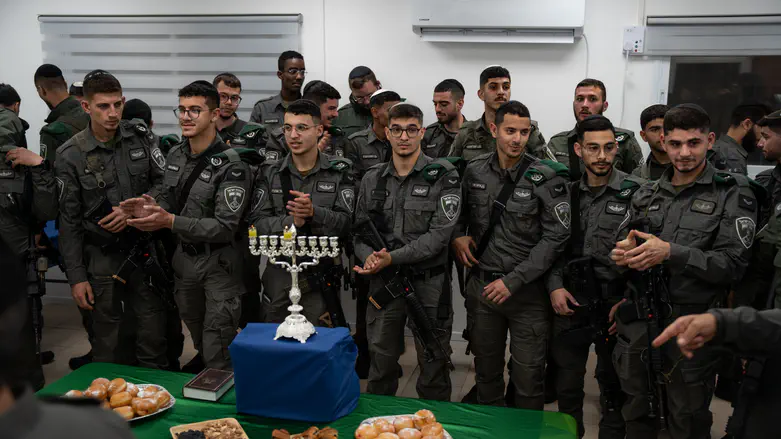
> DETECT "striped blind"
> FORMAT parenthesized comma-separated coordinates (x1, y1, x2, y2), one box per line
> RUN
(40, 15, 302, 134)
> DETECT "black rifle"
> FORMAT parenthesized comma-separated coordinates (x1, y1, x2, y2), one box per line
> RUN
(112, 230, 177, 311)
(354, 218, 455, 371)
(26, 239, 48, 360)
(317, 265, 349, 329)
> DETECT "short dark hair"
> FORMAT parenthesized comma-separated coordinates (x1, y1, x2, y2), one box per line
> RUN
(664, 104, 711, 135)
(495, 100, 530, 127)
(0, 84, 21, 106)
(479, 66, 511, 87)
(286, 99, 321, 124)
(370, 90, 402, 109)
(640, 104, 670, 130)
(729, 103, 770, 127)
(577, 115, 616, 142)
(33, 64, 67, 91)
(434, 79, 465, 101)
(302, 81, 341, 106)
(82, 70, 122, 99)
(212, 72, 241, 90)
(388, 103, 424, 125)
(576, 78, 607, 101)
(178, 81, 219, 110)
(278, 50, 304, 71)
(122, 98, 152, 125)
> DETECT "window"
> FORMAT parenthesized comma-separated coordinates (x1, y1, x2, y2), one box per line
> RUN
(668, 56, 781, 168)
(40, 15, 302, 134)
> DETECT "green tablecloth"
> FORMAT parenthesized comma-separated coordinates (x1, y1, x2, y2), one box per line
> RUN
(39, 363, 577, 438)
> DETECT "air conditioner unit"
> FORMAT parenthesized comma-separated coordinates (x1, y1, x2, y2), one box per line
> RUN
(412, 0, 585, 44)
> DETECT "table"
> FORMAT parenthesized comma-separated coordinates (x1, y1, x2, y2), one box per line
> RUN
(39, 363, 577, 438)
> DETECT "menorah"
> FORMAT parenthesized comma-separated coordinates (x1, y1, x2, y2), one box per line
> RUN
(248, 224, 341, 343)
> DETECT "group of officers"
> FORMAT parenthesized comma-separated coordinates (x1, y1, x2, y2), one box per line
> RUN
(2, 49, 781, 439)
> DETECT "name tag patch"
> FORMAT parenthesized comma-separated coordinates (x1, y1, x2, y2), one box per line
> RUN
(362, 154, 379, 160)
(471, 182, 486, 190)
(411, 185, 430, 197)
(605, 201, 627, 215)
(129, 148, 147, 161)
(465, 144, 482, 150)
(264, 118, 279, 124)
(316, 181, 336, 193)
(167, 164, 180, 172)
(271, 188, 283, 195)
(691, 199, 716, 215)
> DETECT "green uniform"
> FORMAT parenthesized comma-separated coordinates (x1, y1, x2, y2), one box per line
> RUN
(355, 153, 461, 401)
(0, 107, 27, 148)
(155, 137, 255, 370)
(261, 126, 289, 162)
(57, 120, 169, 370)
(459, 152, 569, 409)
(249, 152, 354, 324)
(39, 97, 89, 164)
(541, 126, 643, 174)
(447, 114, 546, 162)
(333, 101, 373, 138)
(613, 163, 757, 439)
(632, 153, 671, 181)
(344, 127, 392, 181)
(711, 135, 748, 175)
(249, 93, 286, 132)
(547, 169, 644, 438)
(421, 120, 465, 159)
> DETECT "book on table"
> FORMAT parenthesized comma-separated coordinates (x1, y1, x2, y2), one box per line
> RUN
(183, 368, 235, 402)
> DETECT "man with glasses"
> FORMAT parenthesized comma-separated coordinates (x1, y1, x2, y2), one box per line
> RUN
(250, 51, 306, 134)
(57, 70, 169, 371)
(353, 102, 460, 400)
(249, 99, 354, 325)
(213, 73, 268, 157)
(333, 66, 381, 138)
(120, 81, 259, 370)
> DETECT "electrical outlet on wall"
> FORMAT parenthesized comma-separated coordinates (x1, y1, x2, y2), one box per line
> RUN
(623, 26, 645, 54)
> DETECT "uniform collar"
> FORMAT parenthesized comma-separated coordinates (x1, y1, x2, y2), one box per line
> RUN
(81, 123, 126, 152)
(281, 150, 325, 177)
(719, 135, 748, 158)
(45, 97, 81, 124)
(218, 116, 244, 135)
(0, 387, 42, 438)
(477, 113, 491, 134)
(579, 168, 624, 193)
(183, 133, 224, 158)
(366, 127, 389, 145)
(657, 161, 716, 193)
(382, 150, 430, 177)
(488, 151, 531, 180)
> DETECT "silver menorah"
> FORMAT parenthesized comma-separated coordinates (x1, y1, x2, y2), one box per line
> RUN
(248, 224, 340, 343)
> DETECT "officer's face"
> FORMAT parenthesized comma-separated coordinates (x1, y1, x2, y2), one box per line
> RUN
(177, 96, 218, 138)
(83, 92, 124, 132)
(491, 114, 531, 159)
(575, 130, 618, 177)
(661, 128, 714, 174)
(372, 101, 400, 128)
(387, 117, 423, 158)
(433, 91, 463, 124)
(279, 58, 306, 93)
(573, 86, 607, 123)
(640, 118, 665, 154)
(478, 78, 510, 111)
(216, 81, 241, 120)
(759, 126, 781, 162)
(319, 98, 339, 128)
(284, 112, 323, 156)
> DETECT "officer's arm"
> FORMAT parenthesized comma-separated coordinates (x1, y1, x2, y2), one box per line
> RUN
(353, 176, 374, 262)
(56, 155, 88, 285)
(666, 186, 755, 284)
(447, 130, 466, 158)
(343, 138, 361, 181)
(388, 169, 461, 265)
(709, 307, 781, 357)
(29, 164, 59, 222)
(248, 168, 275, 231)
(145, 144, 166, 200)
(546, 257, 567, 293)
(452, 166, 472, 240)
(249, 102, 263, 124)
(153, 150, 175, 212)
(39, 131, 57, 164)
(503, 176, 571, 293)
(171, 162, 251, 243)
(311, 170, 355, 237)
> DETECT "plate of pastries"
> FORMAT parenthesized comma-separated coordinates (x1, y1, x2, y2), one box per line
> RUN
(355, 410, 451, 439)
(64, 377, 175, 421)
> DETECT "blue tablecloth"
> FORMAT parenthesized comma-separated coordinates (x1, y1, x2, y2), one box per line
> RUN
(229, 323, 360, 423)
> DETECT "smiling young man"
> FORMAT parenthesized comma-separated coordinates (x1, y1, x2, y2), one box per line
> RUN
(120, 81, 259, 370)
(56, 70, 168, 371)
(249, 99, 354, 326)
(250, 51, 305, 133)
(453, 100, 569, 409)
(610, 104, 759, 439)
(541, 79, 643, 176)
(448, 66, 546, 163)
(422, 79, 467, 158)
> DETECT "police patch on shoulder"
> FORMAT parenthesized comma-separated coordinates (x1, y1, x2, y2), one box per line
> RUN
(691, 199, 716, 215)
(341, 188, 355, 213)
(441, 194, 460, 221)
(550, 182, 566, 198)
(444, 175, 460, 189)
(265, 151, 280, 161)
(39, 143, 47, 160)
(151, 147, 165, 169)
(739, 194, 756, 212)
(224, 186, 246, 213)
(134, 124, 147, 134)
(227, 168, 246, 181)
(605, 201, 627, 215)
(210, 157, 223, 167)
(736, 217, 756, 249)
(554, 201, 571, 229)
(245, 130, 257, 138)
(199, 170, 212, 183)
(615, 133, 627, 142)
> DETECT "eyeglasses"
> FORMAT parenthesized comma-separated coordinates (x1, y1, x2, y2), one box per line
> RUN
(285, 68, 307, 76)
(389, 126, 421, 138)
(219, 93, 242, 104)
(353, 94, 372, 104)
(584, 144, 617, 154)
(283, 124, 316, 134)
(173, 108, 202, 119)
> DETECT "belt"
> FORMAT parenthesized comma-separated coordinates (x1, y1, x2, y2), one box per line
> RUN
(410, 265, 447, 281)
(180, 242, 230, 257)
(471, 267, 506, 282)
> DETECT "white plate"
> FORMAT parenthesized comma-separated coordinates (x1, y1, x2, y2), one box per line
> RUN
(360, 414, 453, 439)
(129, 384, 176, 423)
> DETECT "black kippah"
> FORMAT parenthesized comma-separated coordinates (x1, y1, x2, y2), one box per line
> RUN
(349, 66, 373, 79)
(34, 64, 63, 79)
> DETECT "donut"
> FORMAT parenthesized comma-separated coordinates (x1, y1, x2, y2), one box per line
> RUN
(393, 416, 415, 432)
(64, 390, 83, 398)
(84, 384, 107, 401)
(414, 410, 436, 428)
(420, 423, 443, 438)
(153, 391, 170, 409)
(374, 419, 396, 434)
(113, 406, 135, 420)
(110, 391, 132, 408)
(91, 378, 110, 389)
(107, 378, 127, 397)
(131, 398, 158, 417)
(397, 428, 423, 439)
(125, 382, 139, 397)
(377, 434, 401, 439)
(355, 423, 379, 439)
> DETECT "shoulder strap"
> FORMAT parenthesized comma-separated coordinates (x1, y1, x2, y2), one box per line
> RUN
(178, 144, 227, 214)
(474, 156, 533, 260)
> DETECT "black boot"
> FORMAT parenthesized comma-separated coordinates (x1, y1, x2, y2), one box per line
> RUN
(68, 350, 93, 371)
(181, 354, 205, 374)
(461, 384, 478, 404)
(41, 351, 55, 365)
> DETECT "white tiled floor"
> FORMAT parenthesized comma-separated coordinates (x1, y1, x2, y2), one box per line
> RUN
(40, 300, 732, 438)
